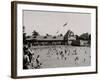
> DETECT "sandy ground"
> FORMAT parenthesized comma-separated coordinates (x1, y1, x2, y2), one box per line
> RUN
(29, 45, 91, 69)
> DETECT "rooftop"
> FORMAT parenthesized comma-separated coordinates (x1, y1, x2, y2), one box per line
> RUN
(26, 35, 76, 41)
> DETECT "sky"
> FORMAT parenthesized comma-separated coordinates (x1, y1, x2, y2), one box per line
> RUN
(23, 10, 91, 36)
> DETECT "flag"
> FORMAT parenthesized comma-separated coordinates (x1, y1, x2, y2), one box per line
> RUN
(63, 22, 68, 27)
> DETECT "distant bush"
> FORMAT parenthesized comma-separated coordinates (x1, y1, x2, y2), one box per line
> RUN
(33, 36, 37, 38)
(44, 36, 47, 38)
(53, 36, 56, 38)
(71, 40, 80, 46)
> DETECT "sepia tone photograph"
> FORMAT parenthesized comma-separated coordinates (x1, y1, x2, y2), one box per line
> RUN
(23, 10, 91, 69)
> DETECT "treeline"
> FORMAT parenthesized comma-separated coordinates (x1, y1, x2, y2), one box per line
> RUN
(23, 26, 91, 46)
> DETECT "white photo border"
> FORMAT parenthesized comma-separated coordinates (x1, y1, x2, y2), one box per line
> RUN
(15, 2, 97, 77)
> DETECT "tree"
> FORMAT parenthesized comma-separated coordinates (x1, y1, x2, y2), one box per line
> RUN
(88, 34, 91, 45)
(53, 36, 56, 38)
(89, 34, 91, 40)
(46, 34, 50, 36)
(60, 34, 63, 37)
(44, 36, 47, 38)
(32, 30, 39, 37)
(79, 33, 89, 40)
(64, 30, 74, 40)
(63, 30, 74, 45)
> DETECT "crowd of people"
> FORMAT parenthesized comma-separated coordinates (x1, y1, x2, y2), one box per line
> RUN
(23, 45, 91, 69)
(23, 45, 42, 69)
(45, 46, 90, 66)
